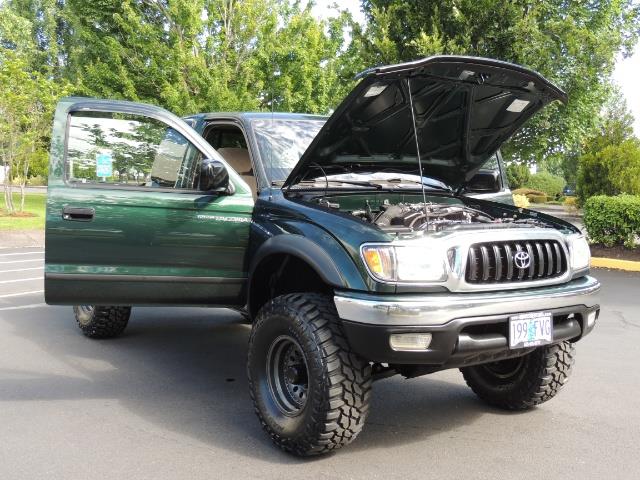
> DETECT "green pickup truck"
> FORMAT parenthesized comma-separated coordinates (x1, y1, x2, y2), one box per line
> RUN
(45, 56, 600, 456)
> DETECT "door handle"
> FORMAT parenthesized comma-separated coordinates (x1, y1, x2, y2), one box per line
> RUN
(62, 206, 95, 221)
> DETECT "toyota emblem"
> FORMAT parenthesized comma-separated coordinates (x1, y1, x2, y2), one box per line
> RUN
(514, 251, 531, 269)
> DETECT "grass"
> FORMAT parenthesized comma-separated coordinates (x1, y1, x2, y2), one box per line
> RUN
(0, 192, 46, 230)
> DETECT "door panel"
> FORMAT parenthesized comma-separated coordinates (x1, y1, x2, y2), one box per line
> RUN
(45, 99, 253, 306)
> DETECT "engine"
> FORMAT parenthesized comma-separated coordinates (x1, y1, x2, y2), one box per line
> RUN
(372, 203, 492, 231)
(349, 201, 545, 232)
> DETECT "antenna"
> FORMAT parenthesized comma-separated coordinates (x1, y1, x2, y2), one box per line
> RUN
(406, 77, 428, 218)
(267, 51, 276, 202)
(268, 51, 282, 202)
(269, 83, 274, 201)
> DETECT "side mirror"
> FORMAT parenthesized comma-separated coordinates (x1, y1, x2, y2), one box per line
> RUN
(465, 170, 500, 193)
(199, 158, 230, 192)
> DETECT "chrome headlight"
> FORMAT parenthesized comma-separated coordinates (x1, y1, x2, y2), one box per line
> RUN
(361, 244, 447, 283)
(567, 234, 591, 271)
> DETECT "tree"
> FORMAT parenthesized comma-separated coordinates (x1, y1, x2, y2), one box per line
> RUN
(577, 139, 640, 200)
(355, 0, 640, 166)
(576, 90, 639, 201)
(50, 0, 352, 115)
(505, 163, 530, 190)
(0, 6, 67, 213)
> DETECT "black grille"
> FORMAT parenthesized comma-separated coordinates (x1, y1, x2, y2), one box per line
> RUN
(465, 240, 567, 284)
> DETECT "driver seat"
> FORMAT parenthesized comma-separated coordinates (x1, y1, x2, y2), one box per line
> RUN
(217, 147, 257, 199)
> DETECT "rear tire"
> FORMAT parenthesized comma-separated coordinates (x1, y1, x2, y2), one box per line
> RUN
(460, 341, 575, 410)
(73, 305, 131, 339)
(247, 293, 372, 456)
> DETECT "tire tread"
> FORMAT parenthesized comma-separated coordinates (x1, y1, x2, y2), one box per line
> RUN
(248, 293, 372, 456)
(461, 341, 575, 410)
(74, 306, 130, 339)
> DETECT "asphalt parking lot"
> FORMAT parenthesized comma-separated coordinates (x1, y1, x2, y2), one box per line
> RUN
(0, 247, 639, 480)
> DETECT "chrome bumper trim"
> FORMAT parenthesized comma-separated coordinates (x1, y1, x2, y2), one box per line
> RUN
(334, 275, 600, 327)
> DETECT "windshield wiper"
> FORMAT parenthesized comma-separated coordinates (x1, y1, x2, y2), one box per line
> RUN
(297, 179, 383, 190)
(384, 178, 453, 193)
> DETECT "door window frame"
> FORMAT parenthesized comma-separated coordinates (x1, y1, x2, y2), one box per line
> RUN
(202, 119, 266, 192)
(62, 101, 228, 195)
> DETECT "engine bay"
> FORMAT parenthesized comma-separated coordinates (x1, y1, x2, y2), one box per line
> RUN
(310, 195, 553, 234)
(355, 202, 496, 232)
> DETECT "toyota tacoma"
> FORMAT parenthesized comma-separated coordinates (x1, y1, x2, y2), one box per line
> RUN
(45, 56, 600, 456)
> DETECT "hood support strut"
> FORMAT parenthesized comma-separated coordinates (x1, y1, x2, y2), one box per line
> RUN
(406, 77, 429, 218)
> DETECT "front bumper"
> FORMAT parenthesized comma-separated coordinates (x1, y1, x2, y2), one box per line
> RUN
(334, 275, 600, 367)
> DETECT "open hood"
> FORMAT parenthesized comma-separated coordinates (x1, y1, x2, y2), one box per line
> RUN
(283, 56, 567, 189)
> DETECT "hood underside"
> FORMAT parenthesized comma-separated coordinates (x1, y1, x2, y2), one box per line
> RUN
(283, 56, 567, 189)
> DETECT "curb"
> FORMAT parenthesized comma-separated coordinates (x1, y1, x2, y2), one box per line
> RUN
(591, 257, 640, 272)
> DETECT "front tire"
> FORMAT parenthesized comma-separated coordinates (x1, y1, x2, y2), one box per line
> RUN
(247, 293, 372, 456)
(460, 341, 575, 410)
(73, 305, 131, 339)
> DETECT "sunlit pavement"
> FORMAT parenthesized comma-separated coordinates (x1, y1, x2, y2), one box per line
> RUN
(0, 247, 638, 479)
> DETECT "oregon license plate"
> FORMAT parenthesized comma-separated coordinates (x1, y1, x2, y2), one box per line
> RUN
(509, 312, 553, 349)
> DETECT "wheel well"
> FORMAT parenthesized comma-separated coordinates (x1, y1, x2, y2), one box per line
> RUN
(248, 254, 332, 319)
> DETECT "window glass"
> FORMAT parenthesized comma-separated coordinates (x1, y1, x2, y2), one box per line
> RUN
(251, 119, 325, 182)
(66, 111, 202, 188)
(481, 153, 499, 170)
(205, 126, 248, 150)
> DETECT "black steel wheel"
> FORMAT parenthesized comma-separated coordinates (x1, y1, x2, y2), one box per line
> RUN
(266, 335, 309, 415)
(247, 293, 372, 456)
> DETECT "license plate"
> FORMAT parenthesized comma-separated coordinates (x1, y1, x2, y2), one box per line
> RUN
(509, 312, 553, 349)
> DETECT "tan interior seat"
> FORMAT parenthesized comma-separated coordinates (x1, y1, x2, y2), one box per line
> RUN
(216, 147, 257, 199)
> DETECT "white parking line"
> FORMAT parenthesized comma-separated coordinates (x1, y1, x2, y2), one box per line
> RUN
(0, 251, 44, 257)
(0, 277, 43, 284)
(0, 290, 44, 298)
(0, 267, 44, 274)
(0, 259, 43, 264)
(0, 303, 47, 312)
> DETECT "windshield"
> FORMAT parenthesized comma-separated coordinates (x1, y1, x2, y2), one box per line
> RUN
(297, 152, 501, 191)
(305, 172, 452, 191)
(251, 118, 325, 183)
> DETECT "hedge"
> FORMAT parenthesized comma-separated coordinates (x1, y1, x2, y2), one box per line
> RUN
(528, 194, 548, 203)
(583, 195, 640, 248)
(522, 171, 565, 197)
(512, 188, 546, 197)
(512, 188, 549, 204)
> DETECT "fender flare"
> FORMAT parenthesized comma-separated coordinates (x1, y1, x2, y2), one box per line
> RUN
(246, 234, 370, 317)
(249, 234, 347, 288)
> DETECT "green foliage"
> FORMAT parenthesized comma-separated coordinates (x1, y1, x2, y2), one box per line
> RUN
(505, 163, 530, 189)
(523, 171, 565, 197)
(26, 175, 47, 186)
(512, 187, 551, 203)
(356, 0, 640, 166)
(577, 139, 640, 201)
(585, 91, 636, 153)
(1, 0, 356, 188)
(576, 92, 640, 202)
(50, 0, 353, 116)
(584, 195, 640, 248)
(512, 188, 546, 197)
(528, 194, 549, 204)
(0, 24, 69, 212)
